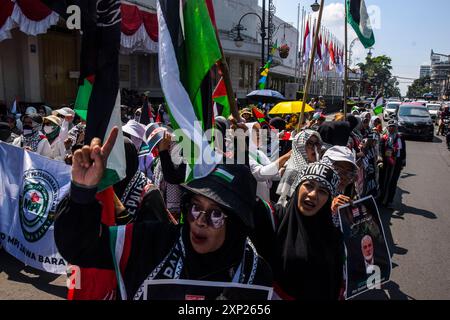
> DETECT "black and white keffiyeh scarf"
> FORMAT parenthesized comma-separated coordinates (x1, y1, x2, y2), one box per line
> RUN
(276, 130, 322, 207)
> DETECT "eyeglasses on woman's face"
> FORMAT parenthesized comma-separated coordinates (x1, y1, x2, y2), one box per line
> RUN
(187, 203, 228, 229)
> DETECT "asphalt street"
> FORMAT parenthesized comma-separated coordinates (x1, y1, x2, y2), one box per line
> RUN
(357, 133, 450, 300)
(1, 133, 449, 300)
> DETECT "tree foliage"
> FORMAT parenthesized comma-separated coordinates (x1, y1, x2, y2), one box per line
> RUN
(407, 76, 433, 98)
(357, 55, 401, 97)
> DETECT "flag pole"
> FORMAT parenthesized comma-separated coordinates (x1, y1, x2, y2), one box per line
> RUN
(217, 59, 241, 122)
(343, 0, 349, 117)
(298, 0, 325, 130)
(299, 7, 306, 89)
(294, 3, 300, 83)
(211, 22, 241, 122)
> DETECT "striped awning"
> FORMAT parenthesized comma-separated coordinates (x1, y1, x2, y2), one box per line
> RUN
(0, 0, 159, 53)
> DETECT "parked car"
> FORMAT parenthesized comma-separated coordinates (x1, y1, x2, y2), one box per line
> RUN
(383, 102, 401, 121)
(415, 100, 427, 106)
(397, 104, 434, 141)
(426, 103, 441, 123)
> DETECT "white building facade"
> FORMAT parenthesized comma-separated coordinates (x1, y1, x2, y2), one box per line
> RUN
(0, 0, 301, 108)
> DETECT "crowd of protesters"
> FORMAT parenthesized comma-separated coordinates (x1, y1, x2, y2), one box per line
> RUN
(0, 94, 409, 300)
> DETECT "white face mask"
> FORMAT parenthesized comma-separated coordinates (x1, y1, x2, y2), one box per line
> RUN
(44, 125, 55, 134)
(23, 129, 33, 136)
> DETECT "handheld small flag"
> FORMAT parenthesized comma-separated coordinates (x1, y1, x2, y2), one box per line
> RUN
(212, 77, 231, 118)
(252, 107, 272, 129)
(371, 93, 384, 115)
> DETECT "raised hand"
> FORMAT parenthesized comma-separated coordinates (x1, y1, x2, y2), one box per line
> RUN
(71, 127, 118, 188)
(331, 194, 352, 215)
(158, 131, 172, 152)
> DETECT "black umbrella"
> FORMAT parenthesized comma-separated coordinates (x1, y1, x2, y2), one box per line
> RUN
(247, 89, 287, 103)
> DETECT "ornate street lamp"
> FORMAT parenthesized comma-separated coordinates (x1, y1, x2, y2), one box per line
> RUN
(233, 25, 245, 48)
(367, 47, 373, 59)
(233, 12, 267, 66)
(311, 0, 320, 12)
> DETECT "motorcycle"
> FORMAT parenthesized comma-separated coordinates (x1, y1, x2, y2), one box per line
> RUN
(443, 117, 450, 137)
(443, 118, 450, 149)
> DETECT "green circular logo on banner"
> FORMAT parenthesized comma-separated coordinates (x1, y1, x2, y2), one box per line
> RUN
(19, 169, 59, 243)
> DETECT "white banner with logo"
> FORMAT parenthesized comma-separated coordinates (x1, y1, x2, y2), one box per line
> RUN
(0, 142, 70, 274)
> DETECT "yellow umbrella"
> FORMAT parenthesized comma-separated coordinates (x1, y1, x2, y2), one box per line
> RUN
(269, 101, 315, 115)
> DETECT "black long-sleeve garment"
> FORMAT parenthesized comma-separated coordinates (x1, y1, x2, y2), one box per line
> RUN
(159, 150, 186, 184)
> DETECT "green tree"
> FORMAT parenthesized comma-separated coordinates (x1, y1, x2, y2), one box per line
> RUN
(407, 76, 432, 98)
(357, 55, 401, 97)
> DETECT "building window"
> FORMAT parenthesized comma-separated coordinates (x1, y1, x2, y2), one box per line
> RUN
(270, 77, 286, 94)
(120, 64, 130, 82)
(138, 54, 160, 88)
(239, 60, 255, 90)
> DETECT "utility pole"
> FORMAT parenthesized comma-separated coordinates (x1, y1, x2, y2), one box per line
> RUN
(344, 3, 349, 116)
(298, 0, 325, 129)
(261, 0, 266, 67)
(294, 3, 301, 83)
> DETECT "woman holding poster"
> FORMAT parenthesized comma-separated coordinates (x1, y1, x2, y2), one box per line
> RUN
(273, 162, 344, 300)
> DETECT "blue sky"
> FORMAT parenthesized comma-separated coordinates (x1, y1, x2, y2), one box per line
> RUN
(259, 0, 450, 95)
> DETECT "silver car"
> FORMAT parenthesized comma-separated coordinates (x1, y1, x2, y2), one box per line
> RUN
(426, 103, 441, 123)
(383, 102, 401, 121)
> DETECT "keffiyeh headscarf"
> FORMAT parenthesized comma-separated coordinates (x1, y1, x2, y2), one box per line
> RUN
(291, 162, 340, 198)
(153, 141, 185, 213)
(21, 114, 43, 152)
(276, 129, 322, 206)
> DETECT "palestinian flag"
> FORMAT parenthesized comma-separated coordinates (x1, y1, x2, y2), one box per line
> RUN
(109, 223, 134, 300)
(252, 107, 272, 129)
(140, 97, 154, 125)
(157, 0, 223, 181)
(346, 0, 375, 49)
(212, 77, 231, 118)
(371, 93, 384, 115)
(60, 0, 125, 191)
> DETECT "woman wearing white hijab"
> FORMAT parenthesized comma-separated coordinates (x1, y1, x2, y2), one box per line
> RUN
(122, 119, 154, 179)
(246, 122, 291, 203)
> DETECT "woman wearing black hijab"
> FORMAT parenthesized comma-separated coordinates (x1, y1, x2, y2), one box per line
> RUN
(318, 115, 359, 147)
(112, 137, 164, 225)
(54, 128, 272, 300)
(274, 162, 344, 300)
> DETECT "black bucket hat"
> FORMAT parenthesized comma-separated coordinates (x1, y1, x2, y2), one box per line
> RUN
(181, 165, 257, 229)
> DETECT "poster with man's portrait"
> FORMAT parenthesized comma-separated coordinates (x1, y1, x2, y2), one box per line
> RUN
(338, 196, 392, 299)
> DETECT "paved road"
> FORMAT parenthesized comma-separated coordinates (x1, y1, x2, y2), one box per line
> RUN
(0, 249, 66, 300)
(357, 133, 450, 300)
(1, 134, 449, 300)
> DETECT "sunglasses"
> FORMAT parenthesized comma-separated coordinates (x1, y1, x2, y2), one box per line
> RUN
(187, 204, 228, 229)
